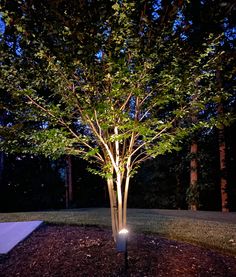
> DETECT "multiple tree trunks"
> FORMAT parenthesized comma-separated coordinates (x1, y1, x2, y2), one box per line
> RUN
(106, 165, 131, 240)
(189, 128, 230, 212)
(188, 68, 230, 213)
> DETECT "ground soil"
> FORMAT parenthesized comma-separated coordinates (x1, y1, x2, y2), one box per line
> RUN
(0, 225, 236, 277)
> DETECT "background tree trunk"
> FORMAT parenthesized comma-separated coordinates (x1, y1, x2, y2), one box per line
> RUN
(218, 106, 229, 212)
(216, 69, 229, 212)
(189, 141, 198, 211)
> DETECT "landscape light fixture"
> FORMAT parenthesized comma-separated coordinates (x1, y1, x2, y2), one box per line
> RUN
(116, 228, 129, 252)
(116, 228, 129, 270)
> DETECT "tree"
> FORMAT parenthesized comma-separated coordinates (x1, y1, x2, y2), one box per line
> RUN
(216, 67, 231, 212)
(188, 140, 199, 211)
(0, 0, 230, 239)
(178, 0, 236, 211)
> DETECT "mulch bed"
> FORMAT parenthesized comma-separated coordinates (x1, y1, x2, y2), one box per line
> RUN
(0, 225, 236, 277)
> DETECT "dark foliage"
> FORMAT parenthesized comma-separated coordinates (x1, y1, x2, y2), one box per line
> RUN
(0, 155, 65, 212)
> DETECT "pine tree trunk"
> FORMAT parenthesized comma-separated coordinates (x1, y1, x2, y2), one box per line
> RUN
(216, 69, 229, 212)
(65, 155, 73, 208)
(189, 141, 198, 211)
(218, 107, 229, 212)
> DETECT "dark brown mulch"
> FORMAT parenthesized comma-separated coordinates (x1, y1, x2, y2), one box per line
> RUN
(0, 225, 236, 277)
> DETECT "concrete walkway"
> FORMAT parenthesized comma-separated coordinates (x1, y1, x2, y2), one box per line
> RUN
(0, 221, 43, 254)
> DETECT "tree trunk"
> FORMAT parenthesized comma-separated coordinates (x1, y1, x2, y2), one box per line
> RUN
(218, 106, 229, 212)
(106, 163, 131, 241)
(116, 171, 123, 231)
(123, 157, 131, 228)
(107, 178, 118, 240)
(65, 155, 73, 209)
(123, 175, 130, 228)
(216, 69, 229, 212)
(189, 141, 198, 211)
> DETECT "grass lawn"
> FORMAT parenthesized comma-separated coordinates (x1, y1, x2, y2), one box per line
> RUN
(0, 208, 235, 256)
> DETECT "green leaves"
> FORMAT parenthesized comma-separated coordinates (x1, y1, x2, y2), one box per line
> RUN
(26, 129, 76, 158)
(0, 0, 234, 182)
(112, 3, 120, 11)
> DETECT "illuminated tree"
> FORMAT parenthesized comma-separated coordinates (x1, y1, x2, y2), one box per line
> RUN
(0, 0, 229, 238)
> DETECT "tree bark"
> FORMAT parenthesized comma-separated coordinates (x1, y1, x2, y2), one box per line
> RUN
(189, 141, 198, 211)
(107, 178, 118, 240)
(116, 171, 123, 230)
(218, 106, 229, 212)
(106, 160, 132, 240)
(123, 157, 131, 228)
(216, 69, 229, 212)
